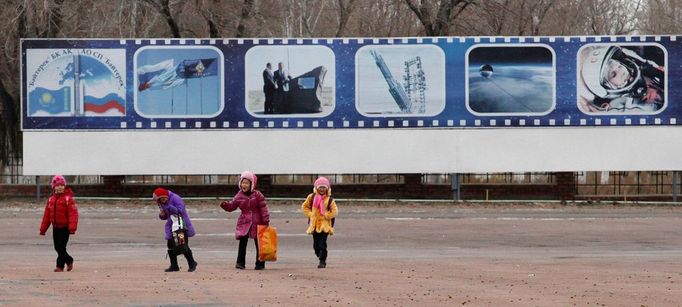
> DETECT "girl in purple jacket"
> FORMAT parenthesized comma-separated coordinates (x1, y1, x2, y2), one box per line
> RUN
(220, 171, 270, 270)
(154, 187, 198, 272)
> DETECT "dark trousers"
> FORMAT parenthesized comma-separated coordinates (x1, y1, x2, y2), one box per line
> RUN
(166, 237, 196, 268)
(274, 91, 289, 114)
(313, 232, 329, 261)
(53, 227, 73, 269)
(264, 90, 275, 114)
(237, 235, 265, 267)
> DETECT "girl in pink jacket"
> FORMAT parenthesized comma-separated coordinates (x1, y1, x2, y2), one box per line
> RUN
(220, 171, 270, 270)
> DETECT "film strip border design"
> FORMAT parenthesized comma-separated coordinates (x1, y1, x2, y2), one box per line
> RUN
(21, 35, 679, 130)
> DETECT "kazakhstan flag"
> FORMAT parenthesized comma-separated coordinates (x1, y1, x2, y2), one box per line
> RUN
(28, 86, 72, 116)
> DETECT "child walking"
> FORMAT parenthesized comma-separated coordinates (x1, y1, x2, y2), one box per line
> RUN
(154, 187, 198, 272)
(220, 171, 270, 270)
(301, 177, 338, 268)
(40, 175, 79, 272)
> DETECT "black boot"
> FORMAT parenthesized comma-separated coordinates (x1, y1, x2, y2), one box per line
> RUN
(165, 250, 180, 272)
(185, 250, 198, 272)
(254, 260, 265, 270)
(318, 250, 327, 268)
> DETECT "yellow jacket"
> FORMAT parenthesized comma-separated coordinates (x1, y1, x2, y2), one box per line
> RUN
(301, 187, 338, 235)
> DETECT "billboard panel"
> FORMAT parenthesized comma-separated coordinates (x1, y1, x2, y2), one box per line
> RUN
(20, 36, 682, 175)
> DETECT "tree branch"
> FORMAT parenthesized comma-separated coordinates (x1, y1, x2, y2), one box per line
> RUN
(159, 0, 181, 38)
(335, 0, 357, 37)
(236, 0, 256, 38)
(40, 0, 66, 38)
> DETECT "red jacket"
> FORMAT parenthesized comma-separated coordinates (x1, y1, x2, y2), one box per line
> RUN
(40, 188, 79, 235)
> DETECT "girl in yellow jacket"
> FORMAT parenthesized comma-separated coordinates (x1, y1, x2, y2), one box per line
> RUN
(301, 177, 338, 268)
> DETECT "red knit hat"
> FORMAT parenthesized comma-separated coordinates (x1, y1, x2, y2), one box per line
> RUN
(51, 175, 67, 189)
(153, 187, 169, 200)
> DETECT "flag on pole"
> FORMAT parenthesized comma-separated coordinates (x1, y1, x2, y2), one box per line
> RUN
(137, 59, 186, 91)
(176, 58, 218, 79)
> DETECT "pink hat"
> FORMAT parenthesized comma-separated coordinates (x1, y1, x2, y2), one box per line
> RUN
(51, 175, 66, 189)
(314, 177, 330, 189)
(239, 171, 257, 192)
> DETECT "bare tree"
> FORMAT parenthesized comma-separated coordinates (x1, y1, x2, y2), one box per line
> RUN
(201, 7, 221, 38)
(352, 0, 421, 37)
(335, 0, 358, 37)
(541, 0, 642, 36)
(639, 0, 682, 34)
(236, 0, 257, 37)
(585, 0, 643, 35)
(458, 0, 556, 36)
(143, 0, 182, 38)
(119, 0, 164, 37)
(299, 0, 329, 36)
(404, 0, 474, 36)
(275, 0, 331, 37)
(39, 0, 67, 37)
(0, 0, 28, 166)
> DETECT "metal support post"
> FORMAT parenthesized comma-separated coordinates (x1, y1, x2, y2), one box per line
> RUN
(451, 173, 461, 201)
(673, 171, 678, 203)
(35, 176, 40, 203)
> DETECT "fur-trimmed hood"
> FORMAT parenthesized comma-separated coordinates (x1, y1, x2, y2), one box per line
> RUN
(239, 171, 257, 192)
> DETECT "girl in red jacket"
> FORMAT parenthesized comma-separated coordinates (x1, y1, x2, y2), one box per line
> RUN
(39, 175, 79, 272)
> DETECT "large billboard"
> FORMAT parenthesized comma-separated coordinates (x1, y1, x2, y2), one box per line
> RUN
(20, 37, 682, 175)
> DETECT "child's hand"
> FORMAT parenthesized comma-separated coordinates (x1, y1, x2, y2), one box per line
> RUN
(40, 232, 45, 236)
(220, 201, 230, 211)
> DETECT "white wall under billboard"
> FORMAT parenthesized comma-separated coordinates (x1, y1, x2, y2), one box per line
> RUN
(22, 127, 682, 175)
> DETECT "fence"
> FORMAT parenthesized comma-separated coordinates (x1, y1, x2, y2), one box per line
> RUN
(574, 171, 680, 199)
(1, 156, 680, 201)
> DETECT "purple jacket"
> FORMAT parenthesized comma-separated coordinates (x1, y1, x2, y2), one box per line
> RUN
(220, 190, 270, 239)
(158, 191, 196, 240)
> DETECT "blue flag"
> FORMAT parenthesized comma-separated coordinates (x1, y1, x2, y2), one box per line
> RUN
(28, 86, 71, 115)
(138, 58, 218, 91)
(176, 58, 218, 79)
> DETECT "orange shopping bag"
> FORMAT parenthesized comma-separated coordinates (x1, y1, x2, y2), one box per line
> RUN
(257, 225, 278, 262)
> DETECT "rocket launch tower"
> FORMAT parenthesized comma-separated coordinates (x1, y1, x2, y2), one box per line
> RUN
(369, 50, 426, 114)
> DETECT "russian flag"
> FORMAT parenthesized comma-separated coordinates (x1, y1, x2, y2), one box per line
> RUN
(137, 59, 185, 91)
(84, 93, 125, 115)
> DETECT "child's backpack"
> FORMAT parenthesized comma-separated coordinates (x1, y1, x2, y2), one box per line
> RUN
(308, 194, 335, 227)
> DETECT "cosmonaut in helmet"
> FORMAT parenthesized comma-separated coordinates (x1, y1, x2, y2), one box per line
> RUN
(578, 45, 664, 113)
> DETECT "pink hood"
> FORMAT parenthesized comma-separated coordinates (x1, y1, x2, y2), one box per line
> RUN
(239, 171, 257, 192)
